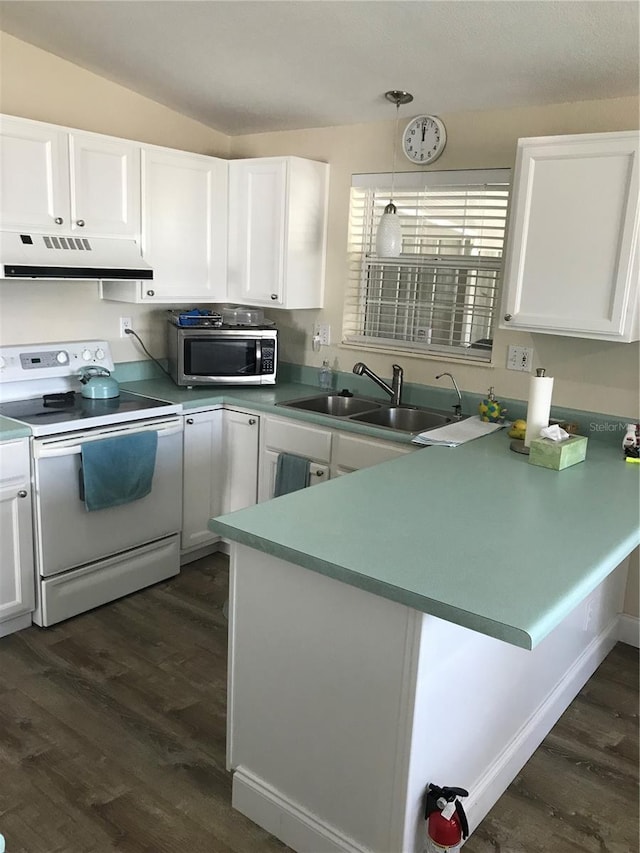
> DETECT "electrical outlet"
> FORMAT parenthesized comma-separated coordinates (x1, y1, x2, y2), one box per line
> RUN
(506, 345, 533, 372)
(315, 324, 331, 346)
(120, 317, 132, 338)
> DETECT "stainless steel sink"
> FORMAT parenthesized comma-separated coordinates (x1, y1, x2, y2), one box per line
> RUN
(350, 406, 458, 433)
(277, 393, 466, 435)
(278, 394, 382, 417)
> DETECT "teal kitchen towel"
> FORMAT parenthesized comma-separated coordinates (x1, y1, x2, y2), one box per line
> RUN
(274, 452, 310, 497)
(80, 431, 158, 511)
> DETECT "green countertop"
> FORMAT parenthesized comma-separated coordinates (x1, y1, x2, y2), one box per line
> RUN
(0, 416, 31, 440)
(210, 431, 640, 650)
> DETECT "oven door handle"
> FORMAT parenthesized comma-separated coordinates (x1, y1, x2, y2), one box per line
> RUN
(34, 422, 183, 458)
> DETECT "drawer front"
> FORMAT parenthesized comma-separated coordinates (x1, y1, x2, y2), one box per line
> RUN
(264, 416, 332, 463)
(332, 433, 412, 471)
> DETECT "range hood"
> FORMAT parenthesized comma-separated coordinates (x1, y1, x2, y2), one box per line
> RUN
(0, 232, 153, 280)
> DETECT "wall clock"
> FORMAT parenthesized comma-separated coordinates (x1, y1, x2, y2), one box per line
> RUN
(402, 115, 447, 165)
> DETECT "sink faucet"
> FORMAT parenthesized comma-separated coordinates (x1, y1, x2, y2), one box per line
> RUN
(353, 362, 404, 406)
(435, 372, 463, 419)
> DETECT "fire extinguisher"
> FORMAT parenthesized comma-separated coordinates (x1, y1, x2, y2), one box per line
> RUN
(424, 783, 469, 852)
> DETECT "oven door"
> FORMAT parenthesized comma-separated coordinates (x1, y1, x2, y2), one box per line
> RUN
(32, 417, 183, 577)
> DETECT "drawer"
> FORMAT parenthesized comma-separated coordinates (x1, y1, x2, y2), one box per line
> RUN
(332, 433, 412, 471)
(263, 416, 332, 463)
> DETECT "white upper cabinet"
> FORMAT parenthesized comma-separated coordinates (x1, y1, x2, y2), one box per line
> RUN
(102, 145, 228, 303)
(69, 132, 140, 238)
(0, 114, 140, 238)
(500, 131, 639, 341)
(0, 116, 69, 231)
(228, 156, 329, 309)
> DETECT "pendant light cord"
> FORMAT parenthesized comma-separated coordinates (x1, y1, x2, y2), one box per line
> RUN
(390, 101, 399, 204)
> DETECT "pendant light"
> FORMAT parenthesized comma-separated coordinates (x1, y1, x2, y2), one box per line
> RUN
(375, 89, 414, 257)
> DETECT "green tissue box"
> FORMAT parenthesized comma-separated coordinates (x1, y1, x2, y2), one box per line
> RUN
(528, 435, 588, 470)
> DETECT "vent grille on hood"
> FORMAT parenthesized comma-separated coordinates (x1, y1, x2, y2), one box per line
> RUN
(0, 231, 153, 280)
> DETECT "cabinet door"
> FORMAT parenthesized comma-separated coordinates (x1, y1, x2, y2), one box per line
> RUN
(222, 409, 260, 514)
(182, 410, 224, 551)
(0, 115, 70, 231)
(331, 433, 412, 477)
(228, 158, 287, 306)
(260, 449, 329, 502)
(501, 132, 640, 341)
(0, 439, 35, 632)
(141, 146, 228, 302)
(69, 132, 141, 238)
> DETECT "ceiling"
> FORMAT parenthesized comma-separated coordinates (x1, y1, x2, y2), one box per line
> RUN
(0, 1, 638, 136)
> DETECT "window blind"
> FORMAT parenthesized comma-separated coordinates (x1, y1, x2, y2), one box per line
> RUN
(344, 169, 511, 361)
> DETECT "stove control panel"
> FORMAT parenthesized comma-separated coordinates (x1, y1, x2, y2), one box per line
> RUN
(0, 341, 114, 381)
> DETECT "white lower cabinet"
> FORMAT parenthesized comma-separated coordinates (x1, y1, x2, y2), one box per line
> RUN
(181, 407, 260, 555)
(0, 438, 35, 636)
(222, 409, 260, 514)
(181, 409, 224, 552)
(258, 416, 332, 502)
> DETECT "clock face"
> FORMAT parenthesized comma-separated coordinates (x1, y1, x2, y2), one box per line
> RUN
(402, 115, 447, 164)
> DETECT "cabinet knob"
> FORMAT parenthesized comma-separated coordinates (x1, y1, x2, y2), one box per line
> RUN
(146, 290, 155, 297)
(76, 219, 85, 227)
(270, 294, 278, 301)
(54, 217, 63, 225)
(248, 418, 257, 425)
(504, 313, 512, 321)
(315, 470, 324, 477)
(17, 489, 28, 498)
(186, 418, 194, 425)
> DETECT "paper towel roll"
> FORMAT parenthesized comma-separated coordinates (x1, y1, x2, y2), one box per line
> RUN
(524, 370, 554, 448)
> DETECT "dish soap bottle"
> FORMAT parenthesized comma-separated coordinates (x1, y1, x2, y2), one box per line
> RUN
(479, 386, 505, 422)
(318, 360, 333, 391)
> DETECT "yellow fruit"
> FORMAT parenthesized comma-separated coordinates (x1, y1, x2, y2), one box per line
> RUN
(513, 419, 527, 431)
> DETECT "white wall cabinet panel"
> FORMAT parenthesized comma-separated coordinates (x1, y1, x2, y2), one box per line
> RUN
(69, 133, 140, 238)
(102, 146, 228, 303)
(1, 116, 70, 231)
(222, 409, 260, 514)
(228, 157, 329, 309)
(500, 131, 640, 341)
(0, 115, 140, 238)
(181, 409, 224, 552)
(0, 438, 35, 637)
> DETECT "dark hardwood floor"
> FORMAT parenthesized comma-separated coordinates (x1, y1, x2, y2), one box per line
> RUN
(0, 553, 637, 853)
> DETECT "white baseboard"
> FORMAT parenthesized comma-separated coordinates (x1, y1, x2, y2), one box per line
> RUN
(466, 619, 618, 836)
(0, 612, 32, 638)
(618, 613, 640, 648)
(232, 767, 373, 853)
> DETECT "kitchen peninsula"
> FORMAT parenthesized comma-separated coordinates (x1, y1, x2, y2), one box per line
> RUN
(210, 432, 639, 853)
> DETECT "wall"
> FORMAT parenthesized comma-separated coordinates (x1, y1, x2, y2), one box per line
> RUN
(0, 32, 231, 361)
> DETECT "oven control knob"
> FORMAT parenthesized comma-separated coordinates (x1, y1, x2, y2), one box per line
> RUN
(95, 347, 105, 360)
(82, 349, 93, 361)
(56, 351, 69, 364)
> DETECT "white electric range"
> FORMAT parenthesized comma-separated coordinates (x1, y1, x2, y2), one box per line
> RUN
(0, 340, 184, 627)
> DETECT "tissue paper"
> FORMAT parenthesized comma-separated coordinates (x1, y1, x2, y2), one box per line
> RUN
(524, 370, 554, 448)
(540, 424, 570, 442)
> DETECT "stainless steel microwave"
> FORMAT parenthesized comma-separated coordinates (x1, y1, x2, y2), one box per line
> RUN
(167, 322, 277, 386)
